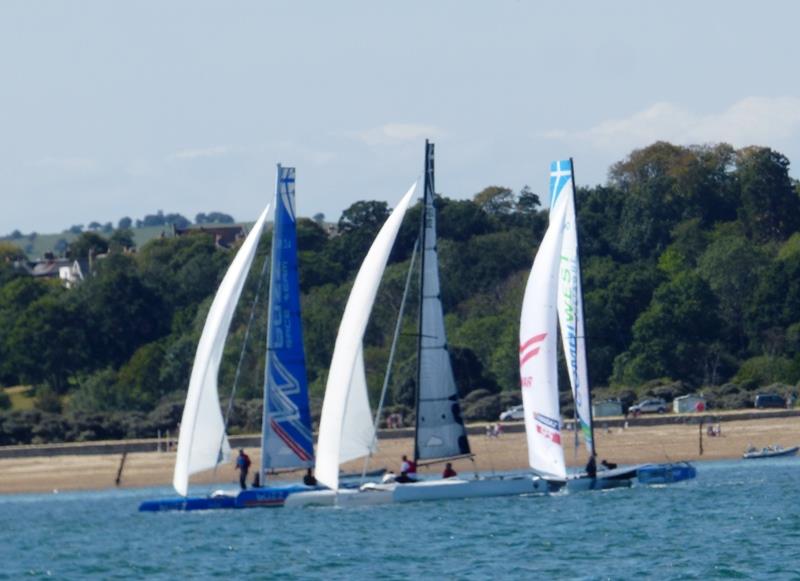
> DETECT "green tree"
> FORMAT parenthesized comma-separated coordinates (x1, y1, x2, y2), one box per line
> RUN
(109, 228, 135, 252)
(615, 272, 721, 385)
(735, 146, 800, 242)
(5, 293, 89, 392)
(68, 232, 109, 259)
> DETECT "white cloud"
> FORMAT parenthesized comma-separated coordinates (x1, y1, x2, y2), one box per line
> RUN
(350, 123, 445, 146)
(30, 156, 99, 173)
(544, 97, 800, 152)
(170, 145, 231, 161)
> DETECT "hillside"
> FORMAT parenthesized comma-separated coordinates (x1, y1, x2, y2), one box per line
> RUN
(1, 141, 799, 445)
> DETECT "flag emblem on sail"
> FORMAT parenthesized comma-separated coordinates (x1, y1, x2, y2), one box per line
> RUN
(519, 333, 547, 367)
(549, 159, 573, 210)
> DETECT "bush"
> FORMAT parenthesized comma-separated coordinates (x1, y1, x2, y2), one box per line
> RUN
(0, 390, 10, 411)
(463, 394, 502, 421)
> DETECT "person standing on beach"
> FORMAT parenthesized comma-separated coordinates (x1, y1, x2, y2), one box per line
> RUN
(235, 449, 251, 490)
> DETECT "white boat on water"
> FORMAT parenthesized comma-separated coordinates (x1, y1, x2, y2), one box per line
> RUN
(288, 142, 555, 508)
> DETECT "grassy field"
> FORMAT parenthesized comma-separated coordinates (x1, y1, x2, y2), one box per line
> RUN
(3, 222, 258, 259)
(5, 386, 34, 410)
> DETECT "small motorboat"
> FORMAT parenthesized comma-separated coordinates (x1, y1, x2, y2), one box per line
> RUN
(742, 445, 800, 459)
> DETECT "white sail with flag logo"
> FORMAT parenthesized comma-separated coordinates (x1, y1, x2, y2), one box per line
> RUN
(552, 159, 594, 455)
(518, 164, 571, 480)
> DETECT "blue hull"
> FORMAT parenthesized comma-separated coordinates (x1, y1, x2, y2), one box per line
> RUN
(637, 462, 697, 485)
(138, 485, 315, 512)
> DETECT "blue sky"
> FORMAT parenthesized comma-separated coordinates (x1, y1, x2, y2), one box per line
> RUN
(2, 1, 800, 235)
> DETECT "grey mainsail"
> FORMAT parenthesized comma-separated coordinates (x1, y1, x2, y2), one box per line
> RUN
(414, 141, 471, 462)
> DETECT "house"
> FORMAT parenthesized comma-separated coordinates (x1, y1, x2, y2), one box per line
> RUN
(673, 394, 706, 413)
(58, 258, 90, 289)
(173, 224, 248, 249)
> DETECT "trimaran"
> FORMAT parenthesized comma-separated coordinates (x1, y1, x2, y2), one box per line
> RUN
(140, 165, 320, 511)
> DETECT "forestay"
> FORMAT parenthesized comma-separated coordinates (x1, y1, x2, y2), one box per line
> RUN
(415, 141, 470, 461)
(173, 204, 271, 496)
(261, 166, 314, 476)
(518, 168, 570, 480)
(552, 159, 594, 455)
(315, 183, 418, 491)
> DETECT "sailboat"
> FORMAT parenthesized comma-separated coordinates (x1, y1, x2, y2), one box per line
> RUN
(140, 165, 318, 512)
(521, 159, 639, 492)
(286, 142, 553, 508)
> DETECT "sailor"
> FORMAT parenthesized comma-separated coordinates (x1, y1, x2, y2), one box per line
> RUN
(235, 449, 251, 490)
(600, 459, 617, 470)
(395, 471, 416, 483)
(401, 455, 417, 479)
(303, 468, 317, 486)
(585, 453, 597, 479)
(442, 462, 457, 479)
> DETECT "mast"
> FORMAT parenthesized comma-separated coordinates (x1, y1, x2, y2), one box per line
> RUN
(413, 141, 430, 462)
(569, 157, 596, 455)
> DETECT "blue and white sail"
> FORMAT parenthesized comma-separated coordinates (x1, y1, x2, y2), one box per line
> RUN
(260, 165, 314, 477)
(551, 159, 594, 455)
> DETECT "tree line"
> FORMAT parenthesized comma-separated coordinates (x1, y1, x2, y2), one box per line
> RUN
(1, 141, 799, 444)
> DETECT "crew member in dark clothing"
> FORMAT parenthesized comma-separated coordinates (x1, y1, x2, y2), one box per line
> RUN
(236, 449, 251, 490)
(303, 468, 317, 486)
(585, 453, 597, 478)
(395, 471, 416, 483)
(442, 462, 457, 478)
(600, 459, 617, 470)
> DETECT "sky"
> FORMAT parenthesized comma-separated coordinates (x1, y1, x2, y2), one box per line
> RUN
(2, 1, 800, 235)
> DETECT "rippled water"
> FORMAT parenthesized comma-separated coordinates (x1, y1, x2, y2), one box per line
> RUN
(2, 459, 799, 579)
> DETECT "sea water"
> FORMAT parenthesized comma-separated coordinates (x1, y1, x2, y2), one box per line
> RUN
(1, 459, 799, 580)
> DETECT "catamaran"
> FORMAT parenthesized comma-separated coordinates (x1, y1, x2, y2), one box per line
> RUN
(522, 159, 696, 491)
(286, 142, 554, 508)
(520, 159, 637, 493)
(140, 165, 319, 512)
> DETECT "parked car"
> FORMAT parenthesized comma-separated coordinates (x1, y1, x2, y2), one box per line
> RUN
(499, 404, 525, 421)
(628, 398, 667, 414)
(754, 393, 786, 409)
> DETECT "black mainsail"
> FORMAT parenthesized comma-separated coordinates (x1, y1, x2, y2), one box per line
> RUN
(414, 140, 471, 462)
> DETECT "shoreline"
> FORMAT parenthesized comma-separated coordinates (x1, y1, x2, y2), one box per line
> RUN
(1, 415, 798, 495)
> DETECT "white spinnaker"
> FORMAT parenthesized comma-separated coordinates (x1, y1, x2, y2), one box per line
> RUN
(339, 346, 375, 463)
(315, 183, 417, 491)
(173, 205, 270, 496)
(519, 193, 569, 480)
(555, 178, 594, 455)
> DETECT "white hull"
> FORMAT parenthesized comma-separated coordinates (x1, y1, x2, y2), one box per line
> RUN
(284, 475, 555, 508)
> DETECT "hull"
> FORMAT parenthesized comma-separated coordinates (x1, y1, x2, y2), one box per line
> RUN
(637, 462, 697, 484)
(138, 484, 316, 512)
(284, 475, 558, 508)
(565, 468, 636, 492)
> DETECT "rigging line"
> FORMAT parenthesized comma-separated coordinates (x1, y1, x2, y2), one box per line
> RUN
(214, 247, 271, 473)
(360, 237, 420, 482)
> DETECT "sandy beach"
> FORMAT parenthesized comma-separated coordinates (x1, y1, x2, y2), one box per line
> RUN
(1, 416, 798, 495)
